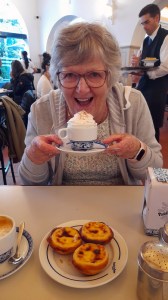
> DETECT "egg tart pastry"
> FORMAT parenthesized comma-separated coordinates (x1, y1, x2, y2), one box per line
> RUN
(72, 243, 109, 275)
(47, 226, 82, 254)
(80, 221, 113, 244)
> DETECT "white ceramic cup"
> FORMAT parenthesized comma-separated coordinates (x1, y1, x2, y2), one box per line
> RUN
(58, 124, 98, 150)
(58, 124, 97, 142)
(0, 215, 16, 263)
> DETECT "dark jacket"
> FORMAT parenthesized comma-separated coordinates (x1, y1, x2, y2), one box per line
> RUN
(137, 26, 168, 128)
(21, 90, 36, 128)
(11, 72, 34, 105)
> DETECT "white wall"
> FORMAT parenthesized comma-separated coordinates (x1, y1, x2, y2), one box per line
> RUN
(9, 0, 168, 89)
(11, 0, 41, 87)
(36, 0, 153, 51)
(11, 0, 168, 62)
(12, 0, 40, 67)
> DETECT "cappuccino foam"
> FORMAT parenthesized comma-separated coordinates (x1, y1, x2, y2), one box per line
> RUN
(68, 111, 97, 126)
(0, 216, 13, 237)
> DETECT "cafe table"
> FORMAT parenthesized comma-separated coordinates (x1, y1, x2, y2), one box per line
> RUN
(0, 89, 13, 97)
(0, 185, 155, 300)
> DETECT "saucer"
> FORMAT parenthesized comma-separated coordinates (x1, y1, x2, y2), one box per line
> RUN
(56, 142, 106, 155)
(0, 227, 33, 280)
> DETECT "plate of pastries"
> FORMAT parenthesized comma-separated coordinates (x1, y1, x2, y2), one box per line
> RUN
(39, 220, 128, 288)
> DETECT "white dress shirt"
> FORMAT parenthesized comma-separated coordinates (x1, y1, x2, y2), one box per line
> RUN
(146, 25, 168, 79)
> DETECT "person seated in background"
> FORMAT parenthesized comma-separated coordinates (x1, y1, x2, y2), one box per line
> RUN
(10, 60, 34, 105)
(37, 52, 53, 98)
(20, 50, 37, 74)
(21, 90, 36, 128)
(19, 22, 163, 186)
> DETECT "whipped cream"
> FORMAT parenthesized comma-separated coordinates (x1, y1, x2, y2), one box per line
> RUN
(68, 111, 97, 126)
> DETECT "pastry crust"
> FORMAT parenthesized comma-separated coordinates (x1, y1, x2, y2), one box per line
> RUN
(145, 57, 157, 60)
(72, 243, 109, 275)
(47, 227, 82, 254)
(80, 221, 113, 244)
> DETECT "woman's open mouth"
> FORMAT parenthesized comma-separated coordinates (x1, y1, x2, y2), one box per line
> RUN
(75, 97, 93, 106)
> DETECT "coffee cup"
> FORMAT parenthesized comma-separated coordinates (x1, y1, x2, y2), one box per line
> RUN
(58, 124, 97, 151)
(0, 215, 16, 263)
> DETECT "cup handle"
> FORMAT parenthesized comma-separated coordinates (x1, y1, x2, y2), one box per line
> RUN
(58, 128, 69, 146)
(58, 128, 68, 139)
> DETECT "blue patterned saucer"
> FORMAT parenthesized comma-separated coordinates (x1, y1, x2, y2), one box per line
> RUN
(0, 227, 33, 280)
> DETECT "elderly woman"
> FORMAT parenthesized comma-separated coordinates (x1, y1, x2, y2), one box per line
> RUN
(19, 22, 162, 186)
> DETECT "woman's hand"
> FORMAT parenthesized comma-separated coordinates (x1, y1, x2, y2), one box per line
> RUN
(103, 133, 142, 159)
(26, 134, 63, 164)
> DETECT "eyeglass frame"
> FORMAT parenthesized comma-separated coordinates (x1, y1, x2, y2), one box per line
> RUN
(56, 70, 108, 89)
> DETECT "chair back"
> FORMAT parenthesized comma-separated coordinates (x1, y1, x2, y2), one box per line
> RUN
(0, 96, 26, 163)
(21, 90, 36, 128)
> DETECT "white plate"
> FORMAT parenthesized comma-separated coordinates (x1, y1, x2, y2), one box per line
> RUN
(39, 220, 128, 288)
(0, 228, 33, 280)
(56, 143, 105, 155)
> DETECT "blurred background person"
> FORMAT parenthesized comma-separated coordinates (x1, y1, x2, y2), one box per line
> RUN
(20, 50, 37, 74)
(131, 4, 168, 142)
(37, 52, 53, 98)
(21, 90, 36, 128)
(10, 60, 34, 105)
(20, 50, 37, 91)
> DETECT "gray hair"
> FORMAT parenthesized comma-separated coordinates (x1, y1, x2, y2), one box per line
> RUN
(50, 22, 121, 88)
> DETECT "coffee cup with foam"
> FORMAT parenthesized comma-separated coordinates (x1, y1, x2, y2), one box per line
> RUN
(0, 215, 16, 263)
(58, 110, 97, 151)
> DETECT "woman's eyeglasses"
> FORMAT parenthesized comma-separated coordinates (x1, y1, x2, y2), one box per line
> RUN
(57, 70, 108, 88)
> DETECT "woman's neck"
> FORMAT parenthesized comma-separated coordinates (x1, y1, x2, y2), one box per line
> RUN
(96, 105, 109, 125)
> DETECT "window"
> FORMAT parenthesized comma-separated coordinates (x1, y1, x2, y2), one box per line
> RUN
(0, 0, 28, 87)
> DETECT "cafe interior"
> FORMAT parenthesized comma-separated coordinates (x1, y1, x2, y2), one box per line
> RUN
(1, 0, 168, 299)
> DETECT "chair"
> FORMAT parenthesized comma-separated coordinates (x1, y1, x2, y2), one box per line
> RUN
(0, 97, 26, 184)
(21, 90, 36, 128)
(0, 147, 16, 185)
(0, 110, 16, 185)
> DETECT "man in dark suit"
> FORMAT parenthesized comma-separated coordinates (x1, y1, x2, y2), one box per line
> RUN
(132, 4, 168, 142)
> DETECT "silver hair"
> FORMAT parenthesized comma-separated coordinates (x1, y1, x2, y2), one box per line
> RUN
(50, 22, 121, 89)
